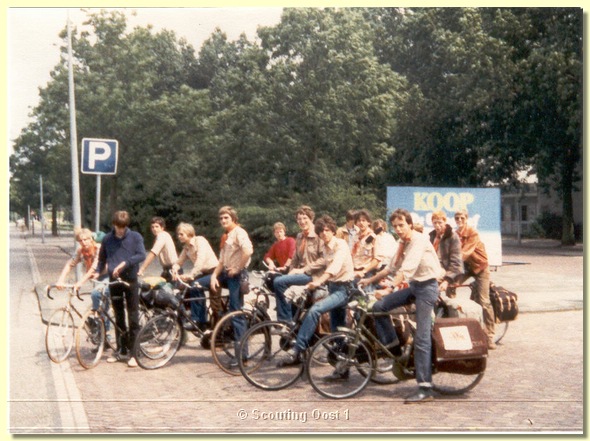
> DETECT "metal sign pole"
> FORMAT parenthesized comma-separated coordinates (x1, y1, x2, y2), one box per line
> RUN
(39, 175, 45, 244)
(95, 175, 101, 233)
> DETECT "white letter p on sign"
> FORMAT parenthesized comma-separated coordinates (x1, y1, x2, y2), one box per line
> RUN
(88, 141, 111, 169)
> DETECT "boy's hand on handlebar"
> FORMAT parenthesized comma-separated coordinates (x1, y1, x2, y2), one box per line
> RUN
(306, 281, 320, 291)
(210, 275, 220, 292)
(112, 262, 126, 279)
(178, 274, 193, 283)
(358, 278, 370, 288)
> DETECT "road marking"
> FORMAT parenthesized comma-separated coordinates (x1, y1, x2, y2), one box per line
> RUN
(27, 241, 90, 432)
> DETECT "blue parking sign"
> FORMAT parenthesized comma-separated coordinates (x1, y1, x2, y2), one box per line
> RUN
(81, 138, 118, 175)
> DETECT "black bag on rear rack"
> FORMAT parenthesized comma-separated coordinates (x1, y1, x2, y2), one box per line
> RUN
(489, 283, 519, 321)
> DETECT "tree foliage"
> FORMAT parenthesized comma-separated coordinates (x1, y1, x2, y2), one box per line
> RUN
(10, 7, 582, 250)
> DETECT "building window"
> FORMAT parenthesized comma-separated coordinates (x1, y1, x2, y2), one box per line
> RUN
(521, 205, 528, 222)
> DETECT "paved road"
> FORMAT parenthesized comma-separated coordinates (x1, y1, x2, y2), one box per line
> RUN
(8, 228, 584, 433)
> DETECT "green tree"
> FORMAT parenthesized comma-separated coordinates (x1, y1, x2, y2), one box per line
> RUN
(505, 8, 582, 245)
(369, 7, 519, 186)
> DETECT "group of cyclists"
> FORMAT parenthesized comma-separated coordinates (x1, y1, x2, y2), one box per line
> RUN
(56, 203, 495, 403)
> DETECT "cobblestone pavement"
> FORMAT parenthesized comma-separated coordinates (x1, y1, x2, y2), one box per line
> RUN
(9, 228, 584, 434)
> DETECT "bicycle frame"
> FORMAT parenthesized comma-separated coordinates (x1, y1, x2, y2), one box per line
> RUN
(46, 284, 86, 322)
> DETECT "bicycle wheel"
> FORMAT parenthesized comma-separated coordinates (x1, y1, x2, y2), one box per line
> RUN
(238, 321, 303, 390)
(133, 312, 182, 370)
(76, 309, 106, 369)
(211, 310, 263, 375)
(45, 307, 75, 363)
(494, 320, 509, 344)
(307, 332, 373, 399)
(363, 356, 400, 385)
(433, 361, 486, 395)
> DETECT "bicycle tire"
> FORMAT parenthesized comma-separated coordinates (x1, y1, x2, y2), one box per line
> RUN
(238, 321, 303, 391)
(75, 309, 106, 369)
(307, 332, 373, 399)
(433, 362, 486, 395)
(494, 320, 509, 344)
(133, 311, 182, 370)
(211, 310, 264, 376)
(45, 307, 76, 363)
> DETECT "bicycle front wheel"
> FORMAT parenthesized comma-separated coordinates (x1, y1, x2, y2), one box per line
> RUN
(238, 321, 303, 390)
(76, 309, 106, 369)
(211, 310, 264, 375)
(307, 332, 373, 399)
(45, 308, 75, 363)
(133, 312, 182, 370)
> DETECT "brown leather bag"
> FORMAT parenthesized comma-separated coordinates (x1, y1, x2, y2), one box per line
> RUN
(432, 317, 488, 375)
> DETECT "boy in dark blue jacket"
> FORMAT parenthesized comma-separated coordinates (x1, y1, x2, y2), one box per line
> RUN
(94, 210, 146, 367)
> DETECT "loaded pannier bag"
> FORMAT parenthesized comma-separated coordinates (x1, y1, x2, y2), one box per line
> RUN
(489, 283, 519, 322)
(139, 276, 167, 309)
(432, 317, 488, 375)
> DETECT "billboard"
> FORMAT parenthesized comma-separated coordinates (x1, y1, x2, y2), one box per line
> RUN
(386, 186, 502, 267)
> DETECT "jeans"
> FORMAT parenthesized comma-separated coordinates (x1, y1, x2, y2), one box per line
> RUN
(216, 270, 247, 343)
(372, 278, 439, 387)
(90, 286, 110, 331)
(110, 280, 140, 354)
(187, 274, 213, 326)
(273, 273, 312, 322)
(294, 282, 349, 352)
(189, 271, 246, 342)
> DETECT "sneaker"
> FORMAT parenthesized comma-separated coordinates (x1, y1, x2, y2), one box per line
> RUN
(127, 357, 138, 368)
(276, 349, 301, 367)
(404, 387, 434, 404)
(106, 355, 120, 363)
(488, 339, 497, 350)
(270, 326, 285, 336)
(228, 356, 248, 368)
(323, 368, 350, 382)
(143, 344, 163, 355)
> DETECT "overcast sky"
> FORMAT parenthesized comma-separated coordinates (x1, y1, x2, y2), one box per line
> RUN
(7, 7, 283, 143)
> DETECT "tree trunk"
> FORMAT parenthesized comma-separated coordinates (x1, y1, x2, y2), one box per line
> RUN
(560, 163, 576, 246)
(52, 205, 58, 236)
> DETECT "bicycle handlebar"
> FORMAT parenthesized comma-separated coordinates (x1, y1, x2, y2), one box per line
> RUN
(91, 278, 131, 288)
(46, 284, 82, 301)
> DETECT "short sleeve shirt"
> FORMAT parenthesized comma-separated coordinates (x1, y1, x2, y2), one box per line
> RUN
(219, 226, 253, 271)
(150, 231, 178, 267)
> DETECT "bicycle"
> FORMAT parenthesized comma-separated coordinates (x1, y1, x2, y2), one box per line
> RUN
(236, 286, 332, 391)
(306, 290, 487, 399)
(74, 279, 131, 368)
(132, 277, 229, 370)
(445, 283, 509, 344)
(209, 269, 275, 375)
(45, 284, 86, 363)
